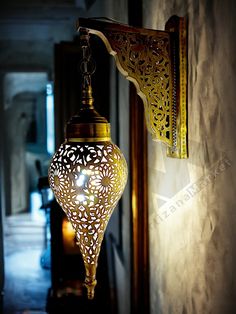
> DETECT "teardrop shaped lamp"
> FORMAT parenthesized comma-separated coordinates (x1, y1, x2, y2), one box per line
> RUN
(48, 29, 128, 299)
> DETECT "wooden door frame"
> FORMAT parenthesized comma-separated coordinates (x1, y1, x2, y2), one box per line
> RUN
(130, 84, 149, 314)
(128, 0, 150, 312)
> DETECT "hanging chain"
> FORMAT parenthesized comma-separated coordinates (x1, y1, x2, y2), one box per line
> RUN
(80, 28, 96, 93)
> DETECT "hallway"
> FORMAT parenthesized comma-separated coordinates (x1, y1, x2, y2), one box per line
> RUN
(3, 213, 50, 314)
(2, 208, 112, 314)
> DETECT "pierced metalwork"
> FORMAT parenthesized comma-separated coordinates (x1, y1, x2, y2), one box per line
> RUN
(49, 142, 128, 299)
(49, 29, 128, 300)
(104, 30, 173, 146)
(77, 16, 188, 158)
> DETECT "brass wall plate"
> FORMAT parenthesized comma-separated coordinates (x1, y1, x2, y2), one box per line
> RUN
(165, 16, 188, 158)
(77, 16, 188, 158)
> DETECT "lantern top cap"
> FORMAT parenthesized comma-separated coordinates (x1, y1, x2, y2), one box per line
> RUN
(65, 107, 111, 142)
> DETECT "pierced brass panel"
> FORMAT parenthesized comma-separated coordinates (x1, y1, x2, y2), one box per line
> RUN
(49, 142, 128, 298)
(100, 30, 173, 146)
(77, 16, 188, 158)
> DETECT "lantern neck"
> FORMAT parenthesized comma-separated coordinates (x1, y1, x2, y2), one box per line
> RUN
(65, 103, 111, 142)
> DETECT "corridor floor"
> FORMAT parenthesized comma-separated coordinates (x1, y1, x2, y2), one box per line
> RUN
(3, 212, 50, 314)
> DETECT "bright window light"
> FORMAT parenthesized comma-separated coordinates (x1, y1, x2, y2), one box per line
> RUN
(46, 83, 55, 155)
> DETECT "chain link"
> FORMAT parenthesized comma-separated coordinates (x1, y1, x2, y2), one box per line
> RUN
(80, 29, 96, 88)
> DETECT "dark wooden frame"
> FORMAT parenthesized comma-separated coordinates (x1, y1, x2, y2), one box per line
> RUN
(130, 84, 149, 314)
(128, 0, 150, 312)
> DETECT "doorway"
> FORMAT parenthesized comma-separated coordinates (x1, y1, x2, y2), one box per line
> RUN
(2, 71, 54, 313)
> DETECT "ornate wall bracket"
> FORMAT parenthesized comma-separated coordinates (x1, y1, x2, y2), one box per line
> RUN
(76, 16, 188, 158)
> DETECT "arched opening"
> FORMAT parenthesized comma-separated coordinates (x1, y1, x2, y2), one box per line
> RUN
(2, 72, 54, 312)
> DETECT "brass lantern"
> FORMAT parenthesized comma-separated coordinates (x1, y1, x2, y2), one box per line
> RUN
(49, 14, 188, 300)
(48, 30, 128, 299)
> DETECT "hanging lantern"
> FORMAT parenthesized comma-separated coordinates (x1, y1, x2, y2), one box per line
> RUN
(48, 29, 128, 299)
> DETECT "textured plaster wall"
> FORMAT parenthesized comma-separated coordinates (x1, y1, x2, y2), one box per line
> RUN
(145, 0, 236, 313)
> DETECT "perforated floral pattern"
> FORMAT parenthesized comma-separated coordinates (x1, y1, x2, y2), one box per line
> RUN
(49, 142, 128, 265)
(104, 30, 173, 145)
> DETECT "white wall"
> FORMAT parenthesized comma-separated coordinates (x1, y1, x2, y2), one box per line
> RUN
(145, 0, 236, 313)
